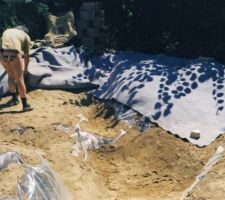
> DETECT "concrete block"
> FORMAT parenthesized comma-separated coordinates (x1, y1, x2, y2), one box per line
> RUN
(190, 131, 200, 140)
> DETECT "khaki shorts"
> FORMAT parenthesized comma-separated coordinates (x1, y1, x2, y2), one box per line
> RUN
(0, 49, 18, 63)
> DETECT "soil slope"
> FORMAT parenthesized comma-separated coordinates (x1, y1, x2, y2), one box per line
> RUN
(0, 89, 225, 200)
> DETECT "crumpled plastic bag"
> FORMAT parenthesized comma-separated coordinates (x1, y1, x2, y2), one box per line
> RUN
(57, 114, 127, 161)
(0, 151, 72, 200)
(181, 146, 224, 200)
(17, 160, 72, 200)
(0, 151, 24, 170)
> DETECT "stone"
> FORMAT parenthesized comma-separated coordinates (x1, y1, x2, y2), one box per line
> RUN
(44, 11, 77, 48)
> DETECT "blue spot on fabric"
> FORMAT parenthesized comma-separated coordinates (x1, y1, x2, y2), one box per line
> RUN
(180, 93, 186, 97)
(154, 102, 162, 109)
(218, 80, 223, 84)
(191, 82, 198, 89)
(182, 82, 189, 86)
(163, 96, 171, 103)
(137, 84, 145, 89)
(217, 85, 224, 90)
(177, 86, 183, 91)
(217, 93, 224, 98)
(186, 71, 192, 76)
(164, 87, 169, 91)
(217, 99, 224, 104)
(184, 88, 191, 94)
(218, 106, 224, 111)
(172, 90, 178, 94)
(84, 69, 90, 75)
(163, 108, 171, 117)
(190, 73, 197, 81)
(153, 111, 161, 120)
(198, 75, 207, 83)
(167, 103, 173, 109)
(146, 76, 153, 82)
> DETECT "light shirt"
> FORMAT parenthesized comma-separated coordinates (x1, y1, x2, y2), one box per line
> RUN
(0, 28, 30, 54)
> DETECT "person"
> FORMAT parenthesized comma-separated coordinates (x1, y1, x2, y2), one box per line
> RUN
(0, 25, 33, 112)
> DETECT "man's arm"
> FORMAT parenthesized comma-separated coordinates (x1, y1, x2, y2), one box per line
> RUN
(24, 34, 30, 73)
(24, 53, 30, 73)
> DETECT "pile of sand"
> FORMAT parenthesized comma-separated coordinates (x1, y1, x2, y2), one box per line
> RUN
(0, 90, 225, 199)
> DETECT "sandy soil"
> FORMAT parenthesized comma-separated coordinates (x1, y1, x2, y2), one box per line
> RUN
(0, 89, 225, 200)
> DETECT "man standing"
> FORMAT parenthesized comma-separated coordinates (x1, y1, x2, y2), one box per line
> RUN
(0, 25, 33, 112)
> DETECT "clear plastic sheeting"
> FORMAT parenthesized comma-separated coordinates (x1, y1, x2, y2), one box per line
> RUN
(113, 102, 151, 132)
(57, 114, 127, 161)
(181, 146, 224, 200)
(17, 160, 72, 200)
(71, 127, 126, 161)
(0, 151, 24, 170)
(0, 152, 71, 200)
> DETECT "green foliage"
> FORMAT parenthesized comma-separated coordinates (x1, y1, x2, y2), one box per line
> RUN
(1, 0, 225, 62)
(0, 5, 19, 33)
(0, 2, 49, 39)
(15, 2, 49, 39)
(101, 0, 225, 62)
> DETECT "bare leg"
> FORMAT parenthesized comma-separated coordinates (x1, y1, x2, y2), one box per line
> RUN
(0, 57, 17, 93)
(10, 54, 32, 111)
(10, 54, 26, 98)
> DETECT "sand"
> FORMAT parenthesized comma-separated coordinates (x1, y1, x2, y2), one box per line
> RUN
(0, 89, 225, 200)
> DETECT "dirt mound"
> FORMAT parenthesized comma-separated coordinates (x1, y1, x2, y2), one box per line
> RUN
(0, 90, 225, 199)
